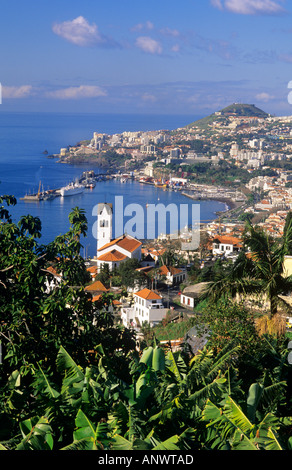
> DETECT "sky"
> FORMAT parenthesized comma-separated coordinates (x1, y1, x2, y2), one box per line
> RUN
(1, 0, 292, 116)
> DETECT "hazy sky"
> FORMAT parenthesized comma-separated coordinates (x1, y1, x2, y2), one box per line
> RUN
(2, 0, 292, 116)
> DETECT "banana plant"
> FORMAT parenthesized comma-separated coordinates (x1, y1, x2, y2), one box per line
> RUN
(202, 384, 292, 450)
(109, 426, 196, 451)
(140, 345, 165, 371)
(16, 416, 54, 450)
(61, 409, 111, 450)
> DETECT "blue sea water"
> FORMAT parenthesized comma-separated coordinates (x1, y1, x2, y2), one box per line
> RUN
(0, 112, 226, 258)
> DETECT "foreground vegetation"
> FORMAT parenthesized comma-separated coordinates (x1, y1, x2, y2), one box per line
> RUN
(0, 195, 292, 451)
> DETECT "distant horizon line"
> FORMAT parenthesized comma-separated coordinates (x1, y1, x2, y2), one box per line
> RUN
(0, 110, 200, 116)
(1, 106, 291, 119)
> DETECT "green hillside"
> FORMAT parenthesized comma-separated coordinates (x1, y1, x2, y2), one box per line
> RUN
(186, 103, 270, 129)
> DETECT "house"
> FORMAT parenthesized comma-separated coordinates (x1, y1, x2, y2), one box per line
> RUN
(254, 199, 274, 211)
(141, 247, 166, 263)
(180, 282, 210, 309)
(85, 280, 108, 296)
(140, 254, 156, 268)
(211, 235, 242, 258)
(45, 265, 62, 293)
(121, 288, 169, 329)
(158, 265, 186, 285)
(87, 265, 98, 281)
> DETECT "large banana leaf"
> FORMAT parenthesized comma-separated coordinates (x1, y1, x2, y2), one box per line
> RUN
(222, 396, 255, 436)
(140, 346, 165, 372)
(35, 364, 60, 399)
(202, 398, 257, 450)
(165, 350, 187, 383)
(111, 434, 133, 450)
(56, 346, 85, 390)
(247, 383, 264, 423)
(16, 416, 54, 450)
(255, 413, 286, 450)
(202, 396, 288, 450)
(140, 346, 154, 367)
(64, 409, 111, 450)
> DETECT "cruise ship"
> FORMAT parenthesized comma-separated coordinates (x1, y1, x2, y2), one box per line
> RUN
(59, 182, 85, 197)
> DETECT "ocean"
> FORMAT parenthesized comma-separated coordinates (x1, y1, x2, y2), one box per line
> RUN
(0, 112, 226, 258)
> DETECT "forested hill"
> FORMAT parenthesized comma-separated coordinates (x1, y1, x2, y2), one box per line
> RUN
(186, 103, 270, 129)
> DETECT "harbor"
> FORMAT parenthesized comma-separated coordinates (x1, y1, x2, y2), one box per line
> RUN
(19, 171, 114, 202)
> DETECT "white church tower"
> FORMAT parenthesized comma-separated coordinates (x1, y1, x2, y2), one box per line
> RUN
(97, 203, 113, 251)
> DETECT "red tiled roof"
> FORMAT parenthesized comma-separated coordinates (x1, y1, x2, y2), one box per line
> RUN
(85, 281, 108, 292)
(212, 235, 242, 247)
(159, 265, 183, 276)
(134, 288, 161, 300)
(98, 234, 142, 253)
(117, 236, 142, 252)
(92, 294, 102, 302)
(46, 266, 61, 277)
(97, 249, 127, 262)
(87, 265, 98, 273)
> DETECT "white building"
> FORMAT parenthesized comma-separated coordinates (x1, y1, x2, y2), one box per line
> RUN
(158, 265, 186, 285)
(121, 288, 168, 328)
(45, 266, 62, 293)
(180, 282, 210, 309)
(212, 235, 242, 257)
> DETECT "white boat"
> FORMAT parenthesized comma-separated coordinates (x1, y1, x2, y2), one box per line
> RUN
(60, 182, 85, 197)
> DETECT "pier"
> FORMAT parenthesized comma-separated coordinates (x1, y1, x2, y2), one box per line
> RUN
(20, 171, 113, 202)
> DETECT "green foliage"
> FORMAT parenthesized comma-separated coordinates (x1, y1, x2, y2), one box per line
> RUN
(193, 298, 259, 354)
(152, 317, 196, 342)
(1, 196, 292, 451)
(202, 390, 292, 450)
(0, 337, 292, 451)
(0, 198, 136, 377)
(205, 218, 292, 317)
(117, 258, 145, 289)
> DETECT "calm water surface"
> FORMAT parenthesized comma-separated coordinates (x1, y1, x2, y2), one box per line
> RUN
(0, 112, 225, 258)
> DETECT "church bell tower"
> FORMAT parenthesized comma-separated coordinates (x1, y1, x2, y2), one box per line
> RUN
(97, 203, 113, 251)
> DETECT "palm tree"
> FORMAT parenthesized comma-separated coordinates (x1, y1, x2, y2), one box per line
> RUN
(205, 219, 292, 317)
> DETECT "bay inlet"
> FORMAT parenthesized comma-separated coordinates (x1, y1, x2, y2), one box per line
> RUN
(0, 112, 227, 258)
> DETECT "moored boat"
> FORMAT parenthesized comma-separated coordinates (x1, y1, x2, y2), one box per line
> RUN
(59, 182, 85, 197)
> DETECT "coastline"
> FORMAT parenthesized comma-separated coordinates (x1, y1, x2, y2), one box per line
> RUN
(180, 191, 244, 216)
(45, 130, 247, 232)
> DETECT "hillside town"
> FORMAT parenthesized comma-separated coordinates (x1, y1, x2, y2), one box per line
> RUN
(46, 105, 292, 337)
(57, 103, 292, 242)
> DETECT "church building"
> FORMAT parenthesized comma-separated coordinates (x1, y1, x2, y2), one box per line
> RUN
(94, 202, 142, 272)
